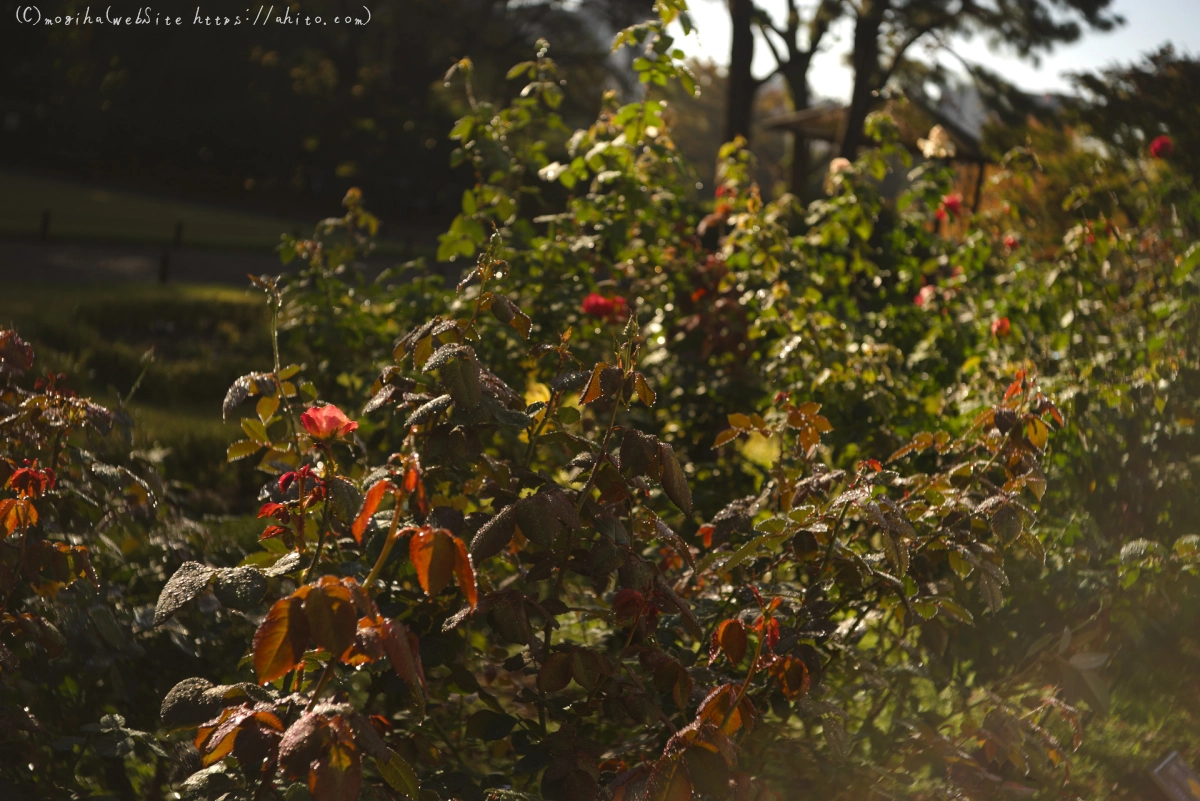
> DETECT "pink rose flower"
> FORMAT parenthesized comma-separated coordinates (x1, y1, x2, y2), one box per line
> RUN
(301, 404, 358, 440)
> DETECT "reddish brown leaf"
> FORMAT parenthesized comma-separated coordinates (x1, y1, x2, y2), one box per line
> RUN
(450, 534, 478, 609)
(644, 754, 692, 801)
(310, 739, 362, 801)
(381, 618, 426, 718)
(279, 713, 331, 780)
(303, 583, 357, 660)
(612, 589, 644, 625)
(767, 656, 810, 700)
(634, 372, 656, 406)
(697, 684, 755, 736)
(580, 362, 610, 404)
(196, 706, 254, 767)
(352, 480, 392, 544)
(710, 619, 747, 667)
(0, 498, 35, 536)
(409, 528, 456, 598)
(253, 595, 309, 685)
(538, 651, 573, 693)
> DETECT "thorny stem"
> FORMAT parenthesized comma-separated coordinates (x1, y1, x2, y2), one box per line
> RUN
(575, 393, 624, 515)
(363, 495, 407, 593)
(523, 388, 563, 468)
(429, 716, 469, 771)
(303, 492, 334, 583)
(251, 759, 278, 801)
(814, 496, 853, 587)
(304, 660, 338, 712)
(266, 287, 305, 465)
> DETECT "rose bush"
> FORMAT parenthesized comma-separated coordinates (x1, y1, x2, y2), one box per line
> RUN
(3, 2, 1198, 799)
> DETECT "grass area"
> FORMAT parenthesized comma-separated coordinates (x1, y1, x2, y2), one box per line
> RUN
(0, 171, 309, 250)
(0, 283, 271, 513)
(0, 170, 425, 257)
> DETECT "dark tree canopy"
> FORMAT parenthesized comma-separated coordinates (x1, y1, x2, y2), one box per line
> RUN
(1071, 45, 1200, 179)
(0, 0, 654, 221)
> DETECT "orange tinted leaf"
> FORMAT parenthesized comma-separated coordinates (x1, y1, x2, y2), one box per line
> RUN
(645, 754, 692, 801)
(197, 709, 247, 767)
(768, 656, 810, 699)
(409, 528, 456, 598)
(634, 373, 656, 407)
(697, 684, 754, 735)
(812, 415, 833, 433)
(713, 428, 740, 448)
(303, 585, 357, 660)
(310, 740, 362, 801)
(797, 402, 821, 416)
(450, 534, 478, 609)
(698, 524, 714, 548)
(710, 619, 747, 666)
(352, 480, 392, 544)
(727, 413, 752, 429)
(254, 595, 309, 684)
(580, 362, 610, 404)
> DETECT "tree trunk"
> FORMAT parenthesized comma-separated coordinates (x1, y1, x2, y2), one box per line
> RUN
(839, 2, 885, 159)
(725, 0, 756, 144)
(782, 60, 812, 196)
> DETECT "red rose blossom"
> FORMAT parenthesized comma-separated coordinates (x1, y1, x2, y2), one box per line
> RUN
(1149, 135, 1174, 159)
(941, 192, 963, 217)
(1003, 234, 1019, 250)
(991, 317, 1011, 337)
(301, 404, 358, 440)
(914, 285, 937, 307)
(581, 292, 628, 323)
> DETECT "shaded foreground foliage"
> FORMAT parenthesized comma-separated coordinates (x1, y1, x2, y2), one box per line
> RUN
(3, 5, 1200, 800)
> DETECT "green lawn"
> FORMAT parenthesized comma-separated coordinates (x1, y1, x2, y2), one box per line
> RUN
(0, 171, 423, 256)
(1, 283, 271, 513)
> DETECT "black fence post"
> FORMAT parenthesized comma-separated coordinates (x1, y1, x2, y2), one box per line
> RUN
(40, 210, 50, 241)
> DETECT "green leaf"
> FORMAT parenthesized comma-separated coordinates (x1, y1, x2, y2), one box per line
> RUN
(375, 751, 419, 799)
(226, 439, 262, 462)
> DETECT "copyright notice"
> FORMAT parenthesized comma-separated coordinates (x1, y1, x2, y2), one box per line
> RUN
(13, 5, 373, 27)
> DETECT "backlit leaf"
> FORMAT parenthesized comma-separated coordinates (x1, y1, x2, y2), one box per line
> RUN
(710, 619, 747, 666)
(253, 595, 309, 684)
(450, 534, 478, 609)
(303, 584, 357, 660)
(410, 528, 456, 598)
(352, 480, 392, 544)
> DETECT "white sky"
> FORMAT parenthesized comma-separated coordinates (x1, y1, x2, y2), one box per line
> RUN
(668, 0, 1200, 102)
